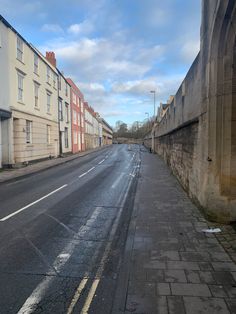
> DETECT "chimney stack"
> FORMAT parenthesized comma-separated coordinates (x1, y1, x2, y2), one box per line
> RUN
(46, 51, 56, 67)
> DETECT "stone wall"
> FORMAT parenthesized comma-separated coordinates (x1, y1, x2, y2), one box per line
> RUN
(145, 0, 236, 223)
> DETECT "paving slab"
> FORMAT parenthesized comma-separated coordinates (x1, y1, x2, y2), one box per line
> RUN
(113, 148, 236, 313)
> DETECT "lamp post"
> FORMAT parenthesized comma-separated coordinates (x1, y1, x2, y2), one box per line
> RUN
(150, 91, 156, 153)
(145, 112, 150, 130)
(145, 112, 149, 119)
(150, 90, 156, 118)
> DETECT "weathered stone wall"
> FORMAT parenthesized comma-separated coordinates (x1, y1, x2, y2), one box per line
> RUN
(145, 0, 236, 223)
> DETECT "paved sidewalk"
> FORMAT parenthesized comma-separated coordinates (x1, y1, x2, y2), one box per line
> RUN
(0, 146, 108, 184)
(115, 148, 236, 313)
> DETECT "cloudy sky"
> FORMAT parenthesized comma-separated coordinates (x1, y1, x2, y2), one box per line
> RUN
(1, 0, 201, 126)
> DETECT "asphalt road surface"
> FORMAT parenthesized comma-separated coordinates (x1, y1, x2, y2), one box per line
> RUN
(0, 144, 141, 314)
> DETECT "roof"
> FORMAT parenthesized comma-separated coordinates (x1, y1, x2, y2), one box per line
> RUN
(0, 15, 57, 73)
(102, 119, 113, 132)
(66, 78, 84, 100)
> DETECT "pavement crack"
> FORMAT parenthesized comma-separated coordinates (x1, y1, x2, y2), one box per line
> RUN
(18, 230, 59, 276)
(44, 213, 78, 237)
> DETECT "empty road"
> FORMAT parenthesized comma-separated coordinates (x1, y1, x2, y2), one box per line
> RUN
(0, 144, 140, 313)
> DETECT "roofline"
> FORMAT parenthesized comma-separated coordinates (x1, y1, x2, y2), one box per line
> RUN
(102, 118, 113, 132)
(0, 15, 57, 73)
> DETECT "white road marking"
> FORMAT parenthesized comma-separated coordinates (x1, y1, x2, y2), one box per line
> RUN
(78, 167, 95, 178)
(111, 172, 124, 189)
(79, 173, 87, 178)
(98, 159, 105, 165)
(17, 207, 103, 314)
(0, 184, 68, 222)
(87, 167, 95, 173)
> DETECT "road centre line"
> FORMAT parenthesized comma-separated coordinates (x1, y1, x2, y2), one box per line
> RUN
(78, 166, 95, 178)
(87, 166, 95, 173)
(98, 159, 105, 165)
(79, 173, 87, 178)
(0, 184, 68, 222)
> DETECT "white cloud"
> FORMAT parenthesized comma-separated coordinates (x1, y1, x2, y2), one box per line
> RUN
(40, 37, 156, 81)
(68, 20, 94, 36)
(147, 8, 170, 27)
(181, 39, 200, 62)
(41, 24, 64, 34)
(0, 0, 43, 18)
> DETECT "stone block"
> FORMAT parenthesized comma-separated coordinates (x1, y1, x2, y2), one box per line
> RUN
(183, 297, 230, 314)
(167, 296, 185, 314)
(164, 270, 187, 283)
(171, 283, 211, 297)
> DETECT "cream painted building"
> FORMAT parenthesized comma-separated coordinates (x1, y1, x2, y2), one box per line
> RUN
(0, 16, 59, 166)
(92, 115, 100, 148)
(0, 17, 13, 167)
(57, 69, 72, 155)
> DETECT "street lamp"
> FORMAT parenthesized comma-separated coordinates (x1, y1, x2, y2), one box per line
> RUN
(150, 90, 156, 117)
(145, 112, 150, 131)
(145, 112, 149, 119)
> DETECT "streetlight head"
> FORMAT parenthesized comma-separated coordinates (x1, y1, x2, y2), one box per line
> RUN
(150, 90, 155, 93)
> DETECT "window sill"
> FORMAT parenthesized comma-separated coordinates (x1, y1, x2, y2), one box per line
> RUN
(26, 144, 33, 147)
(47, 82, 51, 86)
(34, 72, 40, 77)
(34, 107, 40, 111)
(16, 58, 25, 65)
(17, 101, 25, 105)
(47, 112, 52, 115)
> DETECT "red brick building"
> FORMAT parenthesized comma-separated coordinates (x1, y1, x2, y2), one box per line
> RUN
(66, 78, 85, 153)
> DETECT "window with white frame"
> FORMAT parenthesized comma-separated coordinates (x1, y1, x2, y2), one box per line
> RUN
(65, 127, 69, 148)
(34, 82, 39, 108)
(73, 110, 77, 125)
(26, 120, 32, 144)
(47, 92, 51, 113)
(17, 72, 24, 102)
(81, 101, 84, 112)
(78, 113, 80, 126)
(65, 83, 68, 97)
(46, 66, 50, 83)
(82, 133, 84, 144)
(81, 116, 84, 128)
(59, 98, 63, 121)
(65, 103, 69, 123)
(46, 125, 51, 144)
(72, 92, 76, 104)
(34, 54, 39, 74)
(16, 36, 23, 61)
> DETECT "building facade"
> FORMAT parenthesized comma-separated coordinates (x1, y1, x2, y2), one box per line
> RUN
(102, 119, 113, 145)
(84, 102, 94, 150)
(0, 17, 12, 167)
(0, 16, 59, 167)
(45, 52, 72, 156)
(67, 78, 85, 154)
